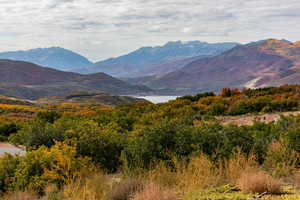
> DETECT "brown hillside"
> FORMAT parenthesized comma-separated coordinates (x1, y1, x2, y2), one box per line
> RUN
(139, 39, 300, 94)
(0, 60, 152, 99)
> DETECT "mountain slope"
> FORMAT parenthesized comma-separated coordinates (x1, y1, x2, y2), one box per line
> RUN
(0, 59, 152, 99)
(128, 39, 300, 94)
(75, 41, 239, 77)
(37, 92, 148, 106)
(0, 47, 93, 71)
(0, 95, 35, 106)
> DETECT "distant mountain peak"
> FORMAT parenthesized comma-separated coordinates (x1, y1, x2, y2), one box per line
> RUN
(133, 38, 300, 94)
(294, 41, 300, 47)
(246, 39, 291, 47)
(247, 38, 300, 58)
(82, 40, 240, 77)
(261, 39, 292, 46)
(0, 47, 93, 71)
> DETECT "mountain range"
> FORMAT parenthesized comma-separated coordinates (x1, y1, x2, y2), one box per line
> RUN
(0, 47, 93, 71)
(0, 41, 239, 78)
(74, 41, 239, 77)
(125, 39, 300, 94)
(2, 39, 300, 99)
(0, 59, 152, 99)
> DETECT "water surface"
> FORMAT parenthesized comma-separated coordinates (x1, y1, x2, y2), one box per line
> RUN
(133, 96, 179, 104)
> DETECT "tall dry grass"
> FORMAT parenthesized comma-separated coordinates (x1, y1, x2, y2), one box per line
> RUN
(137, 152, 260, 193)
(177, 154, 221, 192)
(264, 142, 299, 179)
(138, 162, 179, 189)
(137, 154, 220, 193)
(130, 184, 179, 200)
(3, 191, 39, 200)
(237, 170, 282, 194)
(109, 178, 144, 200)
(61, 172, 110, 200)
(3, 149, 297, 200)
(222, 151, 258, 184)
(294, 171, 300, 188)
(177, 151, 260, 191)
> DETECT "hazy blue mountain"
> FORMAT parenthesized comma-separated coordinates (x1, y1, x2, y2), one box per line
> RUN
(74, 41, 239, 77)
(0, 47, 93, 71)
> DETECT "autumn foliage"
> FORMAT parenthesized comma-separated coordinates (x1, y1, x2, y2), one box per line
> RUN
(0, 85, 300, 199)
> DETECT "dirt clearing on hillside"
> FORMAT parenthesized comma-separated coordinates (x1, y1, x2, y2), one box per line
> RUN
(217, 111, 300, 126)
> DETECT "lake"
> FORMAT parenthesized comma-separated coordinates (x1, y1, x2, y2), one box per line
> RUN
(133, 96, 179, 104)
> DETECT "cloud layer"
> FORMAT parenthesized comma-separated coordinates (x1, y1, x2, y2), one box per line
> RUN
(0, 0, 300, 61)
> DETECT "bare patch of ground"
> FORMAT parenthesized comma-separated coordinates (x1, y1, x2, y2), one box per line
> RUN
(0, 143, 25, 156)
(217, 111, 300, 126)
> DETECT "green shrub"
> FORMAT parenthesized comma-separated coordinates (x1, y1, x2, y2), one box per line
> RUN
(0, 154, 20, 193)
(36, 111, 62, 124)
(123, 121, 197, 169)
(0, 123, 20, 141)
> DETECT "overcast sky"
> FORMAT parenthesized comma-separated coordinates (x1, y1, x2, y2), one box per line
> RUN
(1, 0, 300, 61)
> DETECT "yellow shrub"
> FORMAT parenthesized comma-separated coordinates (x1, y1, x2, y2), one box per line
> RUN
(14, 142, 94, 193)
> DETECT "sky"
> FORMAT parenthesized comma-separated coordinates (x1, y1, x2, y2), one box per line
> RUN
(1, 0, 300, 61)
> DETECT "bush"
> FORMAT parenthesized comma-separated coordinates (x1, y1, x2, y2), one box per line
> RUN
(0, 123, 20, 139)
(208, 102, 228, 115)
(131, 184, 179, 200)
(237, 170, 282, 194)
(179, 92, 215, 102)
(10, 119, 69, 149)
(264, 142, 299, 178)
(75, 129, 124, 172)
(14, 142, 92, 194)
(36, 111, 61, 123)
(109, 178, 144, 200)
(0, 154, 20, 193)
(11, 116, 124, 172)
(123, 121, 197, 169)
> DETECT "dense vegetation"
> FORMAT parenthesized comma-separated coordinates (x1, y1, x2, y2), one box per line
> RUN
(0, 85, 300, 199)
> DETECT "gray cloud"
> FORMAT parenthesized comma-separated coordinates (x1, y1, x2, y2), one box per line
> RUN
(0, 0, 300, 61)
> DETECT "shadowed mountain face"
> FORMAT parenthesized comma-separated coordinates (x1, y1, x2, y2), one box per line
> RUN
(0, 47, 93, 71)
(0, 60, 152, 99)
(74, 41, 239, 77)
(125, 39, 300, 95)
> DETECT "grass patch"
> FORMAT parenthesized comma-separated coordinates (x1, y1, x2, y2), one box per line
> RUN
(131, 183, 179, 200)
(237, 170, 282, 194)
(183, 185, 250, 200)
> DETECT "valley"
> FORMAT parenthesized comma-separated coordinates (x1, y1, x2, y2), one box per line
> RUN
(1, 0, 300, 199)
(1, 37, 300, 200)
